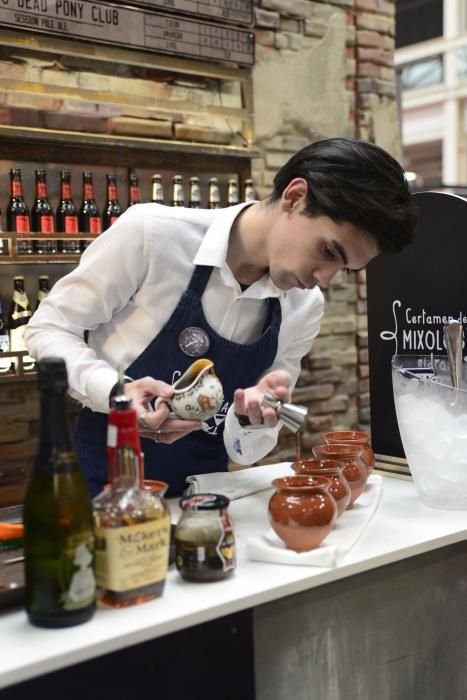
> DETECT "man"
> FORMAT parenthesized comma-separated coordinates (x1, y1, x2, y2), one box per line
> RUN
(25, 138, 417, 496)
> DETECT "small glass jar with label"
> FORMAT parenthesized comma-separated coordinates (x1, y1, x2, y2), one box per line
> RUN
(174, 494, 236, 582)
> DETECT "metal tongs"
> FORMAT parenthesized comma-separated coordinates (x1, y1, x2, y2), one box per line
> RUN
(444, 320, 464, 403)
(261, 392, 308, 434)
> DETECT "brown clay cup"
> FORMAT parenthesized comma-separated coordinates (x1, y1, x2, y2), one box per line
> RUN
(268, 475, 338, 552)
(323, 431, 375, 474)
(312, 444, 368, 508)
(291, 458, 351, 517)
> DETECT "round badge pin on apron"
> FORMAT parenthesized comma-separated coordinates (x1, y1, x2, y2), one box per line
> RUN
(178, 326, 210, 357)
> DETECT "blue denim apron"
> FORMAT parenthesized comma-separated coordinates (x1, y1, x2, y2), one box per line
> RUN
(75, 265, 282, 497)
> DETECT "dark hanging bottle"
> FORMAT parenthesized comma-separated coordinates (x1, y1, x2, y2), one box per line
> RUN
(56, 170, 80, 255)
(208, 177, 221, 209)
(227, 178, 239, 206)
(32, 169, 56, 255)
(103, 173, 122, 229)
(8, 275, 34, 371)
(35, 275, 51, 311)
(151, 174, 164, 204)
(0, 297, 10, 374)
(172, 175, 185, 207)
(244, 178, 256, 202)
(7, 167, 32, 255)
(188, 177, 201, 208)
(79, 171, 102, 252)
(128, 172, 141, 207)
(23, 357, 96, 628)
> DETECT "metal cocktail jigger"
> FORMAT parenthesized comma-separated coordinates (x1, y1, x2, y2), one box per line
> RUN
(261, 392, 308, 434)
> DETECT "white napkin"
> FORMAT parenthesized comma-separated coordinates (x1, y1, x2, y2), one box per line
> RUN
(245, 474, 383, 568)
(185, 462, 294, 500)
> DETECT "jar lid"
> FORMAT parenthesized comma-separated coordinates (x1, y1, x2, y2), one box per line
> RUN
(179, 493, 230, 511)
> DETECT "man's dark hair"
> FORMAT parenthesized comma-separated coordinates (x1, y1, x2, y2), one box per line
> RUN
(270, 137, 418, 253)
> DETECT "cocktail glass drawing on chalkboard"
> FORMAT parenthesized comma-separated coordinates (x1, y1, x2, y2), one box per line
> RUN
(392, 354, 467, 510)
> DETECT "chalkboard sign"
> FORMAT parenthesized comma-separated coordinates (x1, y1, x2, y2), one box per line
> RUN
(367, 191, 467, 473)
(0, 0, 255, 67)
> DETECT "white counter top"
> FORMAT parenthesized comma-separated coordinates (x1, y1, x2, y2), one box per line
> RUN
(2, 472, 467, 689)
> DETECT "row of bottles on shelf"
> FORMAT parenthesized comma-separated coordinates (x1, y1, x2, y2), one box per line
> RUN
(0, 274, 50, 372)
(0, 168, 257, 255)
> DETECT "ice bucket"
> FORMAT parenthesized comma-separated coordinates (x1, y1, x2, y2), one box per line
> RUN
(392, 354, 467, 509)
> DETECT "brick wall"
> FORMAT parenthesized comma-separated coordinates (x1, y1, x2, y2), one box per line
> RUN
(0, 1, 399, 501)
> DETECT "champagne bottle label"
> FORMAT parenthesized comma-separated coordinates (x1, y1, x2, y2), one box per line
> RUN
(59, 534, 96, 611)
(15, 215, 30, 233)
(108, 185, 118, 200)
(89, 217, 102, 234)
(39, 216, 54, 234)
(130, 186, 140, 202)
(62, 183, 72, 199)
(95, 515, 170, 592)
(37, 290, 48, 304)
(110, 216, 119, 225)
(37, 183, 47, 198)
(65, 216, 79, 234)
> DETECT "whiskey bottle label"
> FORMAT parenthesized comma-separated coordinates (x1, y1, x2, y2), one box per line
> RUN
(95, 515, 170, 592)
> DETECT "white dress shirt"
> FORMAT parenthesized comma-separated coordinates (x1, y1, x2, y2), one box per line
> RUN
(25, 202, 324, 464)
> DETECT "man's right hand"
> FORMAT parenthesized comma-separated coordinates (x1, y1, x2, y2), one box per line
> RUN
(123, 377, 203, 445)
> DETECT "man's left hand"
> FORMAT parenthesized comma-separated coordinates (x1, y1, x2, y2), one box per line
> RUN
(233, 370, 292, 428)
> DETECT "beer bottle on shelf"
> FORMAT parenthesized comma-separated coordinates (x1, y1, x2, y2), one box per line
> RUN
(227, 178, 239, 206)
(188, 176, 201, 208)
(23, 357, 96, 628)
(0, 204, 7, 257)
(103, 173, 122, 229)
(56, 170, 80, 254)
(7, 167, 32, 255)
(172, 175, 185, 207)
(93, 392, 170, 608)
(32, 169, 56, 255)
(128, 172, 141, 207)
(244, 178, 256, 202)
(79, 171, 102, 251)
(8, 275, 34, 371)
(0, 297, 10, 374)
(151, 174, 164, 205)
(208, 177, 221, 209)
(35, 275, 51, 310)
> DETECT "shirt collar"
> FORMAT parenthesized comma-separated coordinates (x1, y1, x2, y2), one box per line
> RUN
(193, 202, 282, 299)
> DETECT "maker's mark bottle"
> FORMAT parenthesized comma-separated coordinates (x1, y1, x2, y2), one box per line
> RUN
(93, 393, 170, 608)
(23, 357, 96, 628)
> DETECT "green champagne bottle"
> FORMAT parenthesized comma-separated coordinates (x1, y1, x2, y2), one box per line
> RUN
(23, 357, 96, 628)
